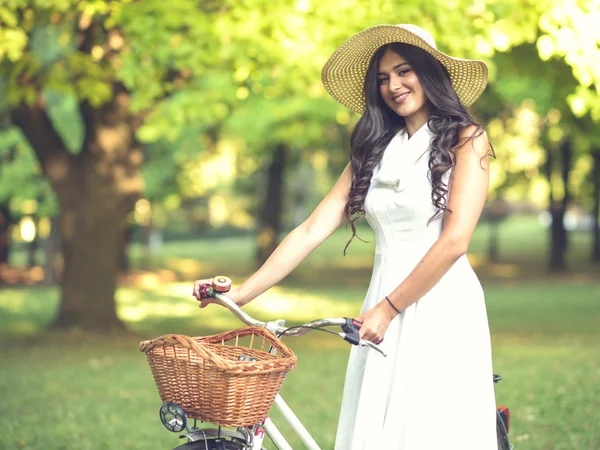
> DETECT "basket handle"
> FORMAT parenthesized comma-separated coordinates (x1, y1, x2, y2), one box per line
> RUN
(139, 334, 232, 370)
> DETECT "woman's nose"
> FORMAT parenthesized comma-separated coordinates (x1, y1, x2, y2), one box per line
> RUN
(390, 74, 403, 92)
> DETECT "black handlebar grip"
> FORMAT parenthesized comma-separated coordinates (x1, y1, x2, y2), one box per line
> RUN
(342, 318, 362, 345)
(342, 317, 383, 345)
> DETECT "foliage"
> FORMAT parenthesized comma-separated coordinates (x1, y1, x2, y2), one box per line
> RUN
(0, 0, 599, 330)
(0, 127, 56, 217)
(535, 0, 600, 121)
(2, 0, 599, 222)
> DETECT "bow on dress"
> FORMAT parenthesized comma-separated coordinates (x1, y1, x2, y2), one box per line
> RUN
(372, 124, 433, 192)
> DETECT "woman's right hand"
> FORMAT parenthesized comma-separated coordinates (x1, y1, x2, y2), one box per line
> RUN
(192, 278, 244, 309)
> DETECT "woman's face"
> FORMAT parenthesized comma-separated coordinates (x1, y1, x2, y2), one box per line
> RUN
(377, 48, 430, 121)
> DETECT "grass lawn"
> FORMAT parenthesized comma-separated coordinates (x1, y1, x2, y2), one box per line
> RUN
(1, 280, 599, 450)
(1, 216, 599, 449)
(8, 215, 599, 283)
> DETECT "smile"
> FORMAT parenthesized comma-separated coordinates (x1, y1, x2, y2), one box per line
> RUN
(392, 92, 410, 104)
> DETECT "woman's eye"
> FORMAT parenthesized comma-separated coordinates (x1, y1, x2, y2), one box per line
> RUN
(378, 77, 388, 85)
(398, 69, 410, 76)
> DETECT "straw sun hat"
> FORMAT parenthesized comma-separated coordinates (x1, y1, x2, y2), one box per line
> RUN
(321, 24, 488, 114)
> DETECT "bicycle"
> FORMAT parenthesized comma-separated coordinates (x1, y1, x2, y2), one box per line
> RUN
(141, 277, 512, 450)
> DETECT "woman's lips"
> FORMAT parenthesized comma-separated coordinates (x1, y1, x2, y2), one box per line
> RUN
(392, 92, 410, 104)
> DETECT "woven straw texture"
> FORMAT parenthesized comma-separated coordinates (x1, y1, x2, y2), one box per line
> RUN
(321, 24, 488, 114)
(140, 327, 297, 427)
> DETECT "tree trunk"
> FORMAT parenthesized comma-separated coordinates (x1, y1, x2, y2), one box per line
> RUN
(488, 222, 499, 263)
(487, 197, 507, 263)
(57, 174, 129, 330)
(256, 144, 288, 266)
(592, 150, 600, 263)
(547, 138, 571, 272)
(0, 145, 16, 268)
(0, 206, 10, 266)
(27, 217, 39, 268)
(139, 224, 152, 270)
(11, 89, 143, 331)
(549, 202, 566, 271)
(118, 224, 133, 273)
(43, 216, 61, 284)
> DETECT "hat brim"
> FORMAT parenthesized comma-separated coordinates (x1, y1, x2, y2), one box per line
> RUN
(321, 25, 488, 114)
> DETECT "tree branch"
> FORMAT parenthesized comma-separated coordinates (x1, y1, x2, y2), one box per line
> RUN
(76, 19, 102, 148)
(10, 96, 73, 191)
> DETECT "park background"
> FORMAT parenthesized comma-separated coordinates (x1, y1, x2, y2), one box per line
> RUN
(0, 0, 599, 449)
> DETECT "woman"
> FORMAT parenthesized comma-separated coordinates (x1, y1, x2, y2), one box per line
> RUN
(194, 24, 497, 450)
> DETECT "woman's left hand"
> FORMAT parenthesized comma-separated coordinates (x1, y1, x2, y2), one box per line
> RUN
(357, 300, 398, 344)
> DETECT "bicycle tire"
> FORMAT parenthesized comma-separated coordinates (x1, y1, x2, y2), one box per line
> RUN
(173, 439, 266, 450)
(496, 410, 510, 450)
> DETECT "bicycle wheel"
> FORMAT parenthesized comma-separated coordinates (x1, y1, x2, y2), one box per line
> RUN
(496, 410, 510, 450)
(173, 439, 266, 450)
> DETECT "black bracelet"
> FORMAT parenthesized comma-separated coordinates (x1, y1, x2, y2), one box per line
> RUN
(385, 295, 402, 315)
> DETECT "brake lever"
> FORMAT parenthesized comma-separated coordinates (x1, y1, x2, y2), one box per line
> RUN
(359, 340, 387, 357)
(341, 318, 386, 357)
(341, 318, 363, 345)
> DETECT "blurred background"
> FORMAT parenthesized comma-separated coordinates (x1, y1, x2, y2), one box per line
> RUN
(0, 1, 599, 449)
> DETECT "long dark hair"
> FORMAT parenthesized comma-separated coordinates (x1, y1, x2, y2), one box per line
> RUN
(344, 42, 491, 253)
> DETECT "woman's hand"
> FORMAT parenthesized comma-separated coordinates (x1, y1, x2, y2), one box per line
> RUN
(192, 278, 244, 309)
(357, 300, 398, 344)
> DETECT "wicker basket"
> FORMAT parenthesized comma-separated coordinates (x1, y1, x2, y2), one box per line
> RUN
(139, 326, 297, 427)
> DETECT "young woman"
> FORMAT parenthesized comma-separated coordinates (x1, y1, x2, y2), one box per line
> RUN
(194, 24, 497, 450)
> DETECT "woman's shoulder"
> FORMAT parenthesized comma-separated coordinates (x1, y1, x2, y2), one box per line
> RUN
(459, 124, 487, 141)
(455, 124, 489, 157)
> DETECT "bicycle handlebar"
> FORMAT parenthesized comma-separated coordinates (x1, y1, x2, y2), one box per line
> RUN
(208, 287, 387, 357)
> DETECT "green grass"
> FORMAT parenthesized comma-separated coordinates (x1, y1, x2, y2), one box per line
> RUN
(1, 215, 599, 449)
(1, 279, 599, 450)
(127, 215, 596, 281)
(10, 215, 599, 282)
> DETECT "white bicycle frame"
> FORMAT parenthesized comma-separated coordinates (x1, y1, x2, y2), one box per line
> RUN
(205, 290, 386, 450)
(181, 288, 510, 449)
(250, 317, 326, 450)
(260, 393, 320, 450)
(247, 326, 322, 450)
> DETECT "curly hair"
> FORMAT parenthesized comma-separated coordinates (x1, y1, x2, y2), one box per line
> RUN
(344, 42, 492, 254)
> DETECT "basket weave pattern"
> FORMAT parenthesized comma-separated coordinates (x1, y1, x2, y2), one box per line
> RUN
(140, 327, 297, 427)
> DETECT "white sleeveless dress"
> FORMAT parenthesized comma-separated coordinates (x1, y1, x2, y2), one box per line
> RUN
(334, 124, 498, 450)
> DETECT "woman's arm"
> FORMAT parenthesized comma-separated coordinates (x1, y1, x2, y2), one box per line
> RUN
(358, 126, 491, 343)
(198, 162, 352, 307)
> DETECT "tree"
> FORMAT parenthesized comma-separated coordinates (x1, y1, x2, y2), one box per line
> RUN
(572, 116, 600, 264)
(0, 121, 57, 272)
(534, 0, 600, 268)
(479, 16, 599, 271)
(592, 149, 600, 263)
(3, 0, 598, 331)
(1, 1, 218, 330)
